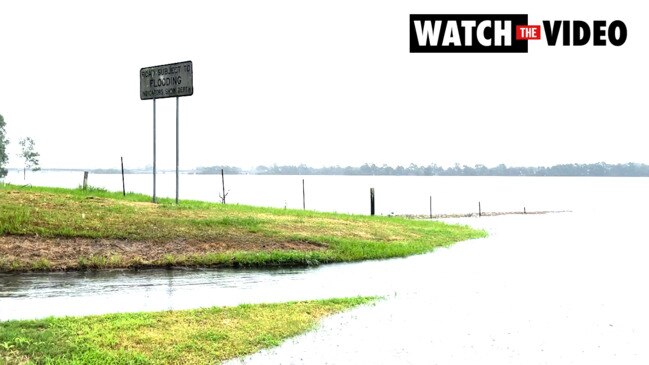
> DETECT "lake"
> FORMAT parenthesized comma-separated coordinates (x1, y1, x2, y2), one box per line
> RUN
(4, 170, 646, 216)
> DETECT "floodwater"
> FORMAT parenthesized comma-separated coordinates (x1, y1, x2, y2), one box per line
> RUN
(1, 262, 398, 321)
(6, 170, 648, 216)
(228, 211, 649, 364)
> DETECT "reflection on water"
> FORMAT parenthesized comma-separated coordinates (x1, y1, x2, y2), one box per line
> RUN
(0, 268, 304, 299)
(0, 260, 410, 321)
(0, 267, 306, 320)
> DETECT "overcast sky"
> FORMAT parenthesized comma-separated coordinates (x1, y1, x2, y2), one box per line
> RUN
(0, 0, 645, 170)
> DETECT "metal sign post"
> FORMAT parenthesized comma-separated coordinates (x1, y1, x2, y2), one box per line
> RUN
(140, 61, 193, 204)
(175, 96, 179, 204)
(153, 98, 157, 203)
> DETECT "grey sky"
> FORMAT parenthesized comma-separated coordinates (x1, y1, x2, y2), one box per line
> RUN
(0, 0, 645, 170)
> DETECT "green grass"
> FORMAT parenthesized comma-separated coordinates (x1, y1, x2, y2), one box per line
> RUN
(0, 184, 486, 271)
(0, 297, 377, 364)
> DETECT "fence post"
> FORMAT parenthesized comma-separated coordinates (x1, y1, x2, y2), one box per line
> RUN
(221, 168, 226, 204)
(121, 157, 126, 196)
(302, 179, 306, 210)
(82, 171, 89, 190)
(370, 188, 375, 216)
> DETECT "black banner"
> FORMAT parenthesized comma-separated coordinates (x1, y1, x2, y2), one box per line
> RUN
(410, 14, 529, 53)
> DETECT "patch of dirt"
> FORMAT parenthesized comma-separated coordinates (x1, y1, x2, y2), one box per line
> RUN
(0, 234, 327, 271)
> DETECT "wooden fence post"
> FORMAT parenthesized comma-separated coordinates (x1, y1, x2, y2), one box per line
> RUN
(221, 169, 226, 204)
(121, 157, 126, 196)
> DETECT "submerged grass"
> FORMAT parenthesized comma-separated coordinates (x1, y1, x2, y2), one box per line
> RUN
(0, 184, 486, 271)
(0, 297, 377, 364)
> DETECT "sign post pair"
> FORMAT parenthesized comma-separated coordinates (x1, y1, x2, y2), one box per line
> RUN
(139, 60, 193, 204)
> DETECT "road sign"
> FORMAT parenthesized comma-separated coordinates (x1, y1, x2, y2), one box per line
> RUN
(141, 60, 193, 204)
(140, 61, 193, 100)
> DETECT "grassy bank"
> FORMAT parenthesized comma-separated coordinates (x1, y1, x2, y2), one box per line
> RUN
(0, 184, 486, 271)
(0, 297, 376, 364)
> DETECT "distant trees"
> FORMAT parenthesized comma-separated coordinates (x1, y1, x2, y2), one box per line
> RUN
(18, 137, 40, 179)
(194, 162, 649, 177)
(248, 162, 649, 177)
(195, 165, 242, 175)
(0, 114, 8, 178)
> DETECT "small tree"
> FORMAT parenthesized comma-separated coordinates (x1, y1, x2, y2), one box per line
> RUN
(0, 114, 8, 179)
(18, 137, 40, 180)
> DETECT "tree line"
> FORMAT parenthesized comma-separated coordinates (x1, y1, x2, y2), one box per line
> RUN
(195, 163, 649, 177)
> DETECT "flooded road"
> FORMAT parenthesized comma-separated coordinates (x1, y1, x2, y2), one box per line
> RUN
(1, 255, 416, 321)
